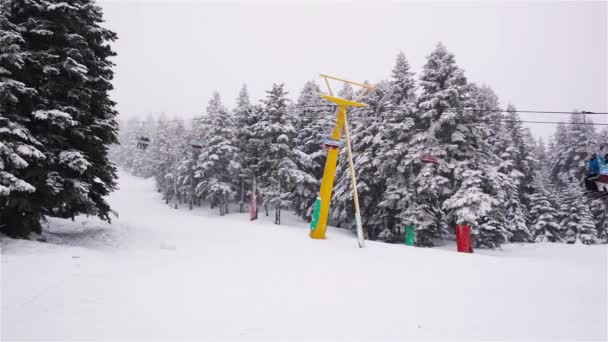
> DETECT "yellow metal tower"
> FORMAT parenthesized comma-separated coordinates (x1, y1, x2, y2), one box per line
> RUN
(309, 74, 373, 248)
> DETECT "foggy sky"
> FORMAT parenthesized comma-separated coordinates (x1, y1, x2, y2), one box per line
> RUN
(99, 0, 607, 141)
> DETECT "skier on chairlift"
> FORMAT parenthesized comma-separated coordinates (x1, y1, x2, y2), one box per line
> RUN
(598, 153, 608, 190)
(586, 148, 608, 192)
(586, 153, 600, 191)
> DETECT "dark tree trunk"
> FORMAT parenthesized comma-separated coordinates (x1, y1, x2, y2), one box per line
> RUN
(275, 206, 281, 225)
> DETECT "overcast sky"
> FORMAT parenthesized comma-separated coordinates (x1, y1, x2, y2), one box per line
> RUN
(99, 0, 607, 140)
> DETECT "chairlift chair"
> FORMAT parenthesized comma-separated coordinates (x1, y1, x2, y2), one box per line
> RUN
(593, 174, 608, 192)
(191, 140, 203, 150)
(323, 138, 342, 150)
(420, 155, 440, 165)
(137, 136, 150, 150)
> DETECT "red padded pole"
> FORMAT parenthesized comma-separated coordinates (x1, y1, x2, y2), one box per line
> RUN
(456, 224, 473, 253)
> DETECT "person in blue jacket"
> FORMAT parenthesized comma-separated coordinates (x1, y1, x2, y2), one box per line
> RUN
(585, 153, 601, 191)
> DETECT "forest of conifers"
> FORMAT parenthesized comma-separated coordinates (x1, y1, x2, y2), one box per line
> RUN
(110, 43, 608, 248)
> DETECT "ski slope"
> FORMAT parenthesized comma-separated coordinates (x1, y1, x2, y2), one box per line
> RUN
(2, 172, 607, 340)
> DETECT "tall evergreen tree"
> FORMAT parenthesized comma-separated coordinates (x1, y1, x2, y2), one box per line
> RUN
(405, 43, 509, 247)
(1, 0, 118, 237)
(194, 92, 240, 215)
(491, 105, 534, 242)
(338, 83, 354, 100)
(172, 119, 201, 208)
(534, 137, 549, 171)
(528, 173, 562, 242)
(233, 89, 266, 216)
(252, 84, 299, 224)
(377, 52, 417, 241)
(0, 11, 45, 235)
(551, 113, 600, 185)
(468, 85, 529, 243)
(559, 177, 597, 244)
(153, 116, 187, 206)
(589, 198, 608, 243)
(407, 43, 473, 245)
(233, 85, 252, 211)
(290, 81, 331, 221)
(469, 84, 503, 148)
(506, 107, 536, 199)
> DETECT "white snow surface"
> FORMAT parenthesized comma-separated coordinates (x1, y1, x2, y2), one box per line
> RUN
(1, 172, 606, 340)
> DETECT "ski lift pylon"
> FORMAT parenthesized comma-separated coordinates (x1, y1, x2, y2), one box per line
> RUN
(309, 74, 374, 248)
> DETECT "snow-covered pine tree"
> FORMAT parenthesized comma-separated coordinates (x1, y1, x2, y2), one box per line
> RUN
(589, 198, 608, 243)
(547, 113, 607, 244)
(252, 84, 301, 224)
(146, 112, 170, 182)
(400, 43, 473, 246)
(290, 81, 332, 221)
(1, 0, 118, 237)
(233, 85, 252, 212)
(169, 119, 202, 208)
(550, 113, 600, 185)
(0, 11, 46, 236)
(469, 84, 503, 148)
(338, 83, 355, 100)
(490, 104, 533, 242)
(506, 107, 536, 200)
(408, 43, 509, 247)
(534, 137, 549, 171)
(528, 137, 566, 241)
(559, 176, 597, 244)
(237, 102, 266, 217)
(194, 92, 240, 215)
(528, 173, 562, 242)
(376, 52, 417, 241)
(152, 116, 187, 206)
(466, 86, 525, 244)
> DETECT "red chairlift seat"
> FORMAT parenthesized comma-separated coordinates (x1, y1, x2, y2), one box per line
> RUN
(420, 155, 440, 164)
(323, 138, 342, 150)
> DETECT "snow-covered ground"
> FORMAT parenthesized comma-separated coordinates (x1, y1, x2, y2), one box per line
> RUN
(2, 172, 607, 340)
